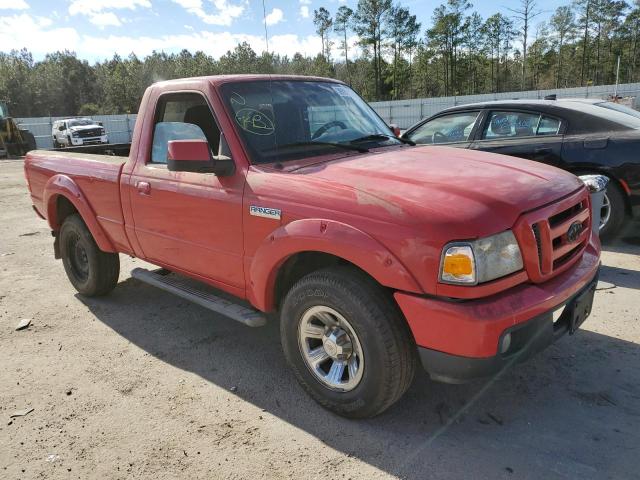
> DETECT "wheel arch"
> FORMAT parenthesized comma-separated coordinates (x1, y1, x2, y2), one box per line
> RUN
(247, 218, 422, 312)
(569, 167, 631, 215)
(44, 174, 116, 253)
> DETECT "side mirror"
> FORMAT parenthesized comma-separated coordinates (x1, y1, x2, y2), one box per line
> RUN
(58, 125, 65, 131)
(167, 139, 235, 176)
(389, 124, 401, 137)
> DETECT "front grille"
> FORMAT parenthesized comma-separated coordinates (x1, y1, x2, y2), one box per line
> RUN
(77, 128, 102, 138)
(531, 223, 543, 266)
(514, 188, 591, 283)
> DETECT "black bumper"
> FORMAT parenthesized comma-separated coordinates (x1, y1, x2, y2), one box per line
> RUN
(419, 271, 599, 384)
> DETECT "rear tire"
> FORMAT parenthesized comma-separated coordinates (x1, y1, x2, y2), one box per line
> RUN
(599, 180, 626, 242)
(280, 266, 416, 418)
(59, 214, 119, 296)
(21, 131, 36, 155)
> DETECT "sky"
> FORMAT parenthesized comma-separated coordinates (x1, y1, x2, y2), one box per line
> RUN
(0, 0, 562, 63)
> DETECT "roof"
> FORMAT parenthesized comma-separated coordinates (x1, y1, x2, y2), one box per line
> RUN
(441, 97, 606, 113)
(153, 74, 345, 88)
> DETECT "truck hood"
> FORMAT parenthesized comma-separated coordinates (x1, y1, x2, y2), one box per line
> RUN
(291, 145, 584, 238)
(70, 125, 101, 132)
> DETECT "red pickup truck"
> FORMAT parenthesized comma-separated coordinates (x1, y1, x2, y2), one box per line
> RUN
(24, 75, 600, 418)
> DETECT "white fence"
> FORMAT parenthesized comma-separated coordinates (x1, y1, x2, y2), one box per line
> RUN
(370, 82, 640, 129)
(16, 114, 137, 150)
(16, 82, 640, 149)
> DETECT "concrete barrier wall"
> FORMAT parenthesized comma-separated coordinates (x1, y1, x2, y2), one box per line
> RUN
(370, 82, 640, 129)
(16, 114, 138, 149)
(16, 82, 640, 148)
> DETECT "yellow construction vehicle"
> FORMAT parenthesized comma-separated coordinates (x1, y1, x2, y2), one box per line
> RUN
(0, 102, 36, 159)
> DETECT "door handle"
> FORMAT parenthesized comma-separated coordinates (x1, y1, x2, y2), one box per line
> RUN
(534, 147, 552, 154)
(136, 181, 151, 195)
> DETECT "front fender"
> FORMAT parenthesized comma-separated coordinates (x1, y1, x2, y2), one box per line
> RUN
(248, 218, 422, 311)
(44, 174, 116, 253)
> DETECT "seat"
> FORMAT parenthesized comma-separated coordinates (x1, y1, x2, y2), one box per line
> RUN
(514, 115, 534, 136)
(489, 114, 512, 136)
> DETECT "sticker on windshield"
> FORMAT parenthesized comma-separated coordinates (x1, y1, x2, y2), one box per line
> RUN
(230, 92, 246, 105)
(235, 108, 275, 136)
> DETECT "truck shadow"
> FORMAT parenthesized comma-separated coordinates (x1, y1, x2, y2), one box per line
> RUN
(78, 280, 640, 479)
(599, 264, 640, 290)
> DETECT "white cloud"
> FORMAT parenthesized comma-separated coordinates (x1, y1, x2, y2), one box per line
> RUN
(171, 0, 244, 27)
(68, 0, 150, 28)
(68, 0, 150, 15)
(0, 14, 79, 56)
(89, 12, 122, 28)
(77, 31, 323, 60)
(0, 0, 29, 9)
(265, 8, 283, 26)
(300, 6, 309, 18)
(0, 11, 360, 62)
(299, 0, 311, 4)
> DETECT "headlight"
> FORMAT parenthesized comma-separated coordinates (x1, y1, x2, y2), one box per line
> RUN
(439, 230, 523, 285)
(100, 128, 106, 135)
(72, 131, 79, 137)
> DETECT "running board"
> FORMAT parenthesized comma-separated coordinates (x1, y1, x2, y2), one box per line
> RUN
(131, 268, 266, 327)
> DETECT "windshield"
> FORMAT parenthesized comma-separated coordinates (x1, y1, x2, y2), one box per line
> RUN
(220, 80, 399, 164)
(595, 101, 640, 120)
(68, 118, 94, 127)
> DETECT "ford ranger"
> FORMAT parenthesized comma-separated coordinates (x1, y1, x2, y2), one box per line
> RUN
(24, 75, 601, 418)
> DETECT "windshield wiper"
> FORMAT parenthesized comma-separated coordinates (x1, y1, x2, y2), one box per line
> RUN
(263, 141, 368, 153)
(349, 133, 415, 146)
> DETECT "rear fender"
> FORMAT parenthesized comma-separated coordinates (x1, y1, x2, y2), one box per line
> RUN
(248, 218, 421, 312)
(43, 174, 116, 253)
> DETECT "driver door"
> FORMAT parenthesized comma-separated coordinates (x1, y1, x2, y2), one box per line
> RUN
(128, 91, 246, 292)
(404, 110, 482, 149)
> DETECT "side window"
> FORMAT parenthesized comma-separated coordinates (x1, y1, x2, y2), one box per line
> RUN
(537, 116, 561, 135)
(483, 112, 540, 139)
(482, 111, 562, 139)
(150, 93, 221, 164)
(408, 112, 480, 144)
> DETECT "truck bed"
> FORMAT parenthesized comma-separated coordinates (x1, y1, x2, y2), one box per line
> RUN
(50, 143, 131, 157)
(24, 150, 130, 253)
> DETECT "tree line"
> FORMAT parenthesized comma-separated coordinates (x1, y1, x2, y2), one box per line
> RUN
(1, 0, 639, 118)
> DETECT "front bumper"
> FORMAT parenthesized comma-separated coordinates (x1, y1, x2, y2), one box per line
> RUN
(417, 272, 598, 383)
(395, 236, 600, 383)
(71, 136, 108, 146)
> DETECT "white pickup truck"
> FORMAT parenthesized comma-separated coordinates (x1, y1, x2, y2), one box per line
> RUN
(52, 118, 108, 148)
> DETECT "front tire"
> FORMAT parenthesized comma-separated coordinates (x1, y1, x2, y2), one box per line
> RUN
(599, 180, 626, 241)
(280, 266, 416, 418)
(59, 214, 119, 296)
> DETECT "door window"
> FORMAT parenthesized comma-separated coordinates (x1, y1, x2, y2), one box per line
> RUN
(151, 93, 221, 164)
(482, 111, 561, 139)
(536, 116, 561, 135)
(407, 112, 479, 144)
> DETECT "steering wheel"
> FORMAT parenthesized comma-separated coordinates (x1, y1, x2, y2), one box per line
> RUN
(312, 120, 348, 140)
(432, 131, 448, 144)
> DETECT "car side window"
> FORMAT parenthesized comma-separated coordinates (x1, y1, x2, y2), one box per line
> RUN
(407, 112, 480, 144)
(482, 111, 562, 139)
(483, 112, 541, 139)
(150, 93, 221, 164)
(537, 116, 561, 135)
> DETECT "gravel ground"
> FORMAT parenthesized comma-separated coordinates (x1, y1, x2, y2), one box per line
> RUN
(1, 157, 639, 480)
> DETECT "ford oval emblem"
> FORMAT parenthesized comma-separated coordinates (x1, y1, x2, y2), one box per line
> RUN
(567, 221, 583, 243)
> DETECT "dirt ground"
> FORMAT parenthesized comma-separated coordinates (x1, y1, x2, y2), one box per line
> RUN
(1, 157, 639, 480)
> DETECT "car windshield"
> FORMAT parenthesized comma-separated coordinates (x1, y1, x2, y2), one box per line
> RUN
(68, 119, 94, 127)
(220, 80, 400, 164)
(595, 101, 640, 120)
